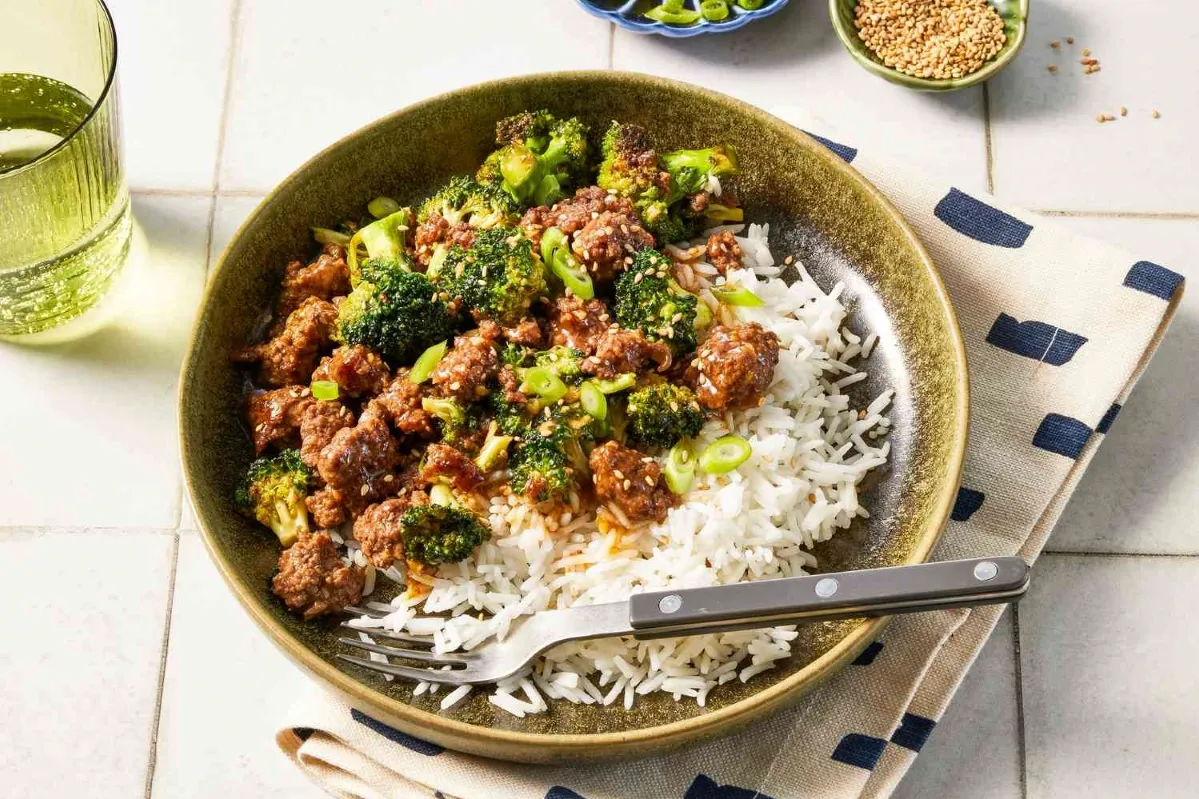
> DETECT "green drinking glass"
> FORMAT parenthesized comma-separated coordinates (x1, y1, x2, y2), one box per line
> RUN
(0, 0, 131, 338)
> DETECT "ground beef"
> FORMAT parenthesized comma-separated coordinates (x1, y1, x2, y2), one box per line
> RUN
(311, 344, 391, 397)
(274, 245, 351, 323)
(306, 486, 347, 529)
(419, 443, 483, 492)
(369, 369, 435, 438)
(245, 387, 312, 453)
(316, 411, 402, 517)
(581, 327, 673, 379)
(705, 231, 743, 275)
(232, 297, 338, 387)
(272, 532, 364, 618)
(588, 441, 677, 523)
(431, 333, 498, 402)
(413, 214, 476, 267)
(502, 316, 544, 347)
(687, 191, 710, 215)
(299, 400, 355, 472)
(571, 211, 655, 282)
(496, 365, 524, 404)
(547, 296, 611, 353)
(687, 322, 780, 411)
(352, 499, 409, 569)
(519, 186, 638, 248)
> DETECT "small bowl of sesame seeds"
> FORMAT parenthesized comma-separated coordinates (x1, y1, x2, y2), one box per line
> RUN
(829, 0, 1028, 91)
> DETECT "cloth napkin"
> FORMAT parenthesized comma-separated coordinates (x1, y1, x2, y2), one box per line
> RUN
(275, 107, 1184, 799)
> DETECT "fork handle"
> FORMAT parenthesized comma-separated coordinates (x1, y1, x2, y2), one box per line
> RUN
(629, 557, 1029, 637)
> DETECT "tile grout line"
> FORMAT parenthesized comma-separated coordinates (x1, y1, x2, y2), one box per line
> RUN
(143, 532, 181, 799)
(608, 22, 616, 68)
(982, 82, 995, 195)
(211, 0, 246, 198)
(1012, 604, 1029, 799)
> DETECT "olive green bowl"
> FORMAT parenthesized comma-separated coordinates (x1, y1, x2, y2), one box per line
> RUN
(179, 71, 968, 764)
(829, 0, 1029, 91)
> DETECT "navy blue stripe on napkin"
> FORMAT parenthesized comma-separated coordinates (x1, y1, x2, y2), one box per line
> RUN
(852, 641, 884, 665)
(890, 713, 936, 752)
(1123, 261, 1184, 300)
(986, 313, 1087, 365)
(1096, 403, 1122, 434)
(685, 774, 768, 798)
(951, 487, 985, 521)
(934, 189, 1033, 248)
(831, 733, 888, 770)
(546, 788, 587, 799)
(803, 131, 857, 163)
(350, 709, 444, 755)
(1032, 414, 1092, 459)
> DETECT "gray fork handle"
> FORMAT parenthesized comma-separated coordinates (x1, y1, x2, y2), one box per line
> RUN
(629, 557, 1030, 638)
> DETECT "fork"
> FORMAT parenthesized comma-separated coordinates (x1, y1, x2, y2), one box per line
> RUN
(338, 556, 1029, 686)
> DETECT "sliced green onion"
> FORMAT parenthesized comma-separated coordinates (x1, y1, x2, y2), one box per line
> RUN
(359, 211, 409, 260)
(735, 0, 765, 8)
(662, 0, 686, 10)
(712, 284, 765, 307)
(579, 381, 608, 421)
(645, 5, 702, 24)
(367, 196, 402, 219)
(701, 0, 729, 21)
(699, 435, 752, 474)
(475, 425, 513, 472)
(520, 367, 568, 404)
(551, 249, 594, 300)
(540, 227, 567, 266)
(695, 299, 714, 330)
(664, 443, 696, 495)
(591, 373, 636, 394)
(704, 204, 744, 222)
(409, 340, 447, 385)
(310, 380, 339, 401)
(312, 227, 352, 247)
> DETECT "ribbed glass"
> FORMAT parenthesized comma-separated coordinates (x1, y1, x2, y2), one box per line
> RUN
(0, 0, 129, 336)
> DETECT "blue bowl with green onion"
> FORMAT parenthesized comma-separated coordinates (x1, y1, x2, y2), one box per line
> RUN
(576, 0, 790, 37)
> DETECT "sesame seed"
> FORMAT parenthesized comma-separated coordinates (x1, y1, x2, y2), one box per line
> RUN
(634, 272, 644, 284)
(1120, 106, 1127, 116)
(624, 256, 633, 265)
(1067, 36, 1074, 44)
(255, 423, 266, 432)
(854, 0, 1007, 80)
(1081, 47, 1091, 56)
(450, 381, 461, 390)
(669, 401, 679, 411)
(360, 484, 370, 497)
(622, 479, 632, 490)
(613, 469, 624, 479)
(300, 387, 311, 397)
(1048, 65, 1058, 73)
(645, 476, 655, 486)
(591, 212, 599, 220)
(1152, 109, 1161, 119)
(1050, 40, 1060, 48)
(784, 255, 794, 265)
(384, 474, 394, 482)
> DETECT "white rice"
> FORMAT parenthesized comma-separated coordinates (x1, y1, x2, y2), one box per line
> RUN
(349, 223, 891, 715)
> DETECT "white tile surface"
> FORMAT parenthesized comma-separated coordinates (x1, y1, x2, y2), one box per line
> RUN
(0, 196, 209, 528)
(0, 530, 175, 799)
(613, 0, 989, 192)
(989, 0, 1199, 211)
(151, 536, 326, 799)
(219, 0, 610, 191)
(107, 0, 235, 190)
(1021, 554, 1199, 799)
(210, 194, 267, 266)
(894, 611, 1022, 799)
(1036, 215, 1198, 554)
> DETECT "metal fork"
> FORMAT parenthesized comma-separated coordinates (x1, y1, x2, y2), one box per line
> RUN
(338, 556, 1029, 686)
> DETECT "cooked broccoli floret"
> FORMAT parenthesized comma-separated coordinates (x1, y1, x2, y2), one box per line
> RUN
(626, 383, 704, 449)
(234, 449, 310, 547)
(528, 346, 585, 384)
(500, 341, 533, 369)
(336, 258, 460, 364)
(507, 432, 572, 501)
(597, 121, 740, 244)
(400, 503, 491, 566)
(430, 226, 547, 325)
(417, 176, 519, 230)
(489, 391, 533, 437)
(474, 421, 514, 472)
(613, 249, 698, 355)
(476, 110, 589, 207)
(347, 209, 415, 284)
(420, 396, 479, 448)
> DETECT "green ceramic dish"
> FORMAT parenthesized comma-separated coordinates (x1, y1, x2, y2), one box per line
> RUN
(179, 71, 969, 764)
(829, 0, 1029, 91)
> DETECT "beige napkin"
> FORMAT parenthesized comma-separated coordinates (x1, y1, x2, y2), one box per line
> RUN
(275, 110, 1184, 799)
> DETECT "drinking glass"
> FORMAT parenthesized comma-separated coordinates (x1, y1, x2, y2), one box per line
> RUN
(0, 0, 130, 338)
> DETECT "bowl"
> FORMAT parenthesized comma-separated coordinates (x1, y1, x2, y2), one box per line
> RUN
(829, 0, 1029, 91)
(575, 0, 790, 37)
(179, 71, 969, 763)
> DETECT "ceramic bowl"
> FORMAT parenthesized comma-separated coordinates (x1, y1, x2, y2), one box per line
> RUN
(179, 71, 968, 763)
(575, 0, 790, 37)
(829, 0, 1029, 91)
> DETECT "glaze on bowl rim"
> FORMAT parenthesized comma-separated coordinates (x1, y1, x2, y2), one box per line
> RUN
(179, 71, 969, 758)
